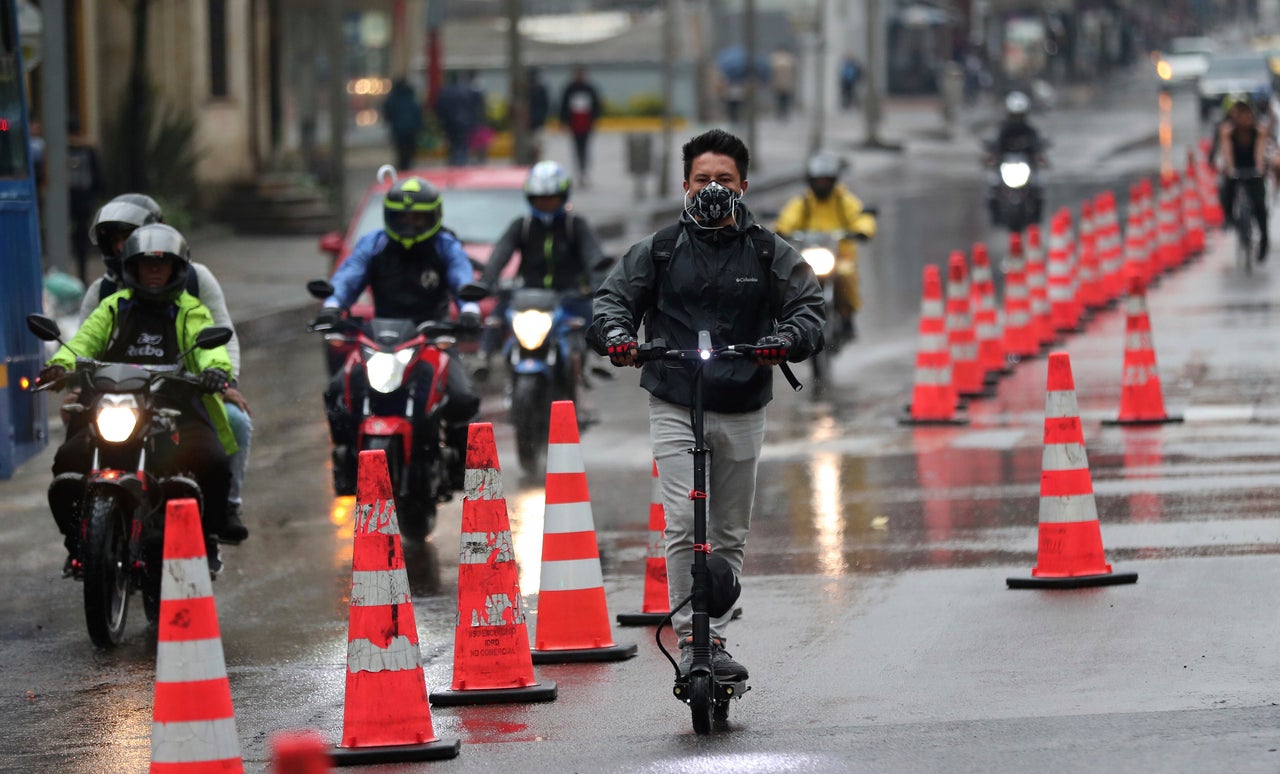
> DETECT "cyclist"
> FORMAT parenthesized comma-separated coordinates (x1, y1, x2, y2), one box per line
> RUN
(1217, 95, 1269, 262)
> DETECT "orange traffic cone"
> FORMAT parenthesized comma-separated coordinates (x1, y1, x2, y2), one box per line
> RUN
(1002, 231, 1038, 358)
(332, 450, 459, 763)
(970, 242, 1008, 381)
(616, 460, 670, 626)
(430, 422, 557, 705)
(269, 730, 332, 774)
(1024, 223, 1055, 347)
(1156, 171, 1184, 273)
(945, 251, 989, 398)
(1139, 178, 1160, 284)
(532, 401, 637, 662)
(1046, 208, 1082, 333)
(901, 264, 968, 425)
(1008, 352, 1138, 589)
(1182, 151, 1206, 256)
(151, 498, 243, 773)
(1197, 148, 1224, 229)
(1102, 273, 1184, 426)
(1094, 191, 1124, 303)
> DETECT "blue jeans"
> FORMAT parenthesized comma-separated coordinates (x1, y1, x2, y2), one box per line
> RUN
(225, 402, 252, 504)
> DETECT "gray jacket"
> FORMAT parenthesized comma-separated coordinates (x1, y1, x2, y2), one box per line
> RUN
(587, 204, 823, 413)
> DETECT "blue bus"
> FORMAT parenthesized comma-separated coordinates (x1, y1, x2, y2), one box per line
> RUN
(0, 0, 48, 479)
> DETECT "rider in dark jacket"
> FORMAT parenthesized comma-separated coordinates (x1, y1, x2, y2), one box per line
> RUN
(315, 177, 482, 494)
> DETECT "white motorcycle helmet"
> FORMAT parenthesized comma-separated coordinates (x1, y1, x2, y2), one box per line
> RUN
(1005, 91, 1031, 118)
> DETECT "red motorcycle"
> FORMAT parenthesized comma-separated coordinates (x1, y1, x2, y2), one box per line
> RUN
(307, 280, 467, 539)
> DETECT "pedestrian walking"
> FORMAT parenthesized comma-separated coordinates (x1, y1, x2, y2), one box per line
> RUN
(559, 66, 603, 187)
(770, 48, 797, 122)
(382, 78, 424, 171)
(67, 117, 105, 284)
(840, 54, 862, 110)
(435, 72, 478, 167)
(528, 67, 550, 161)
(467, 72, 493, 165)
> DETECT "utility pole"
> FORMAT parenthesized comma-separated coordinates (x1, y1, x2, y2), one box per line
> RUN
(327, 0, 346, 218)
(505, 0, 532, 164)
(658, 0, 676, 196)
(40, 0, 69, 273)
(744, 0, 758, 165)
(860, 0, 897, 150)
(807, 0, 827, 155)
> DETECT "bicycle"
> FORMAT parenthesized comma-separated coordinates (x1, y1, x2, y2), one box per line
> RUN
(1226, 169, 1264, 274)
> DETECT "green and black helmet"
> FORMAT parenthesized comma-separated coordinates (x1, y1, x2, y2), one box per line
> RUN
(383, 177, 443, 248)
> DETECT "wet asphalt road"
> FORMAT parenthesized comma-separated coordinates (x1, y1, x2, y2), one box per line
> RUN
(6, 82, 1280, 772)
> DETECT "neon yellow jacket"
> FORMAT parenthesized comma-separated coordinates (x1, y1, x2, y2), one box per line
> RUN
(774, 184, 877, 244)
(47, 290, 238, 455)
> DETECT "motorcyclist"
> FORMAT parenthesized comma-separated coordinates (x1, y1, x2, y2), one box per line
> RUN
(314, 176, 482, 494)
(773, 151, 876, 340)
(77, 193, 251, 543)
(987, 90, 1047, 225)
(37, 224, 239, 573)
(1217, 94, 1269, 262)
(474, 160, 606, 381)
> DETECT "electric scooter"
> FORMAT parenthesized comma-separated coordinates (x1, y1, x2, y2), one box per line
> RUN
(637, 331, 801, 734)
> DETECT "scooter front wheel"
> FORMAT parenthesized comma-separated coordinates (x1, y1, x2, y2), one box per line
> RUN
(688, 674, 713, 735)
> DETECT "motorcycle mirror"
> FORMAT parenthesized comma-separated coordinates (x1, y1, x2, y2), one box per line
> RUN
(306, 279, 335, 300)
(195, 327, 234, 350)
(862, 205, 879, 216)
(458, 282, 489, 302)
(375, 164, 399, 186)
(416, 321, 454, 338)
(26, 314, 62, 342)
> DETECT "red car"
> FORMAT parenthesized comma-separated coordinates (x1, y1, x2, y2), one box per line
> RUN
(317, 165, 531, 373)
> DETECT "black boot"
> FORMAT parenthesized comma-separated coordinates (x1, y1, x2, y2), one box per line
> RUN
(444, 424, 469, 490)
(218, 501, 249, 544)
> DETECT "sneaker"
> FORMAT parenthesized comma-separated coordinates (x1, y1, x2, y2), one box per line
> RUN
(711, 638, 749, 681)
(677, 638, 695, 677)
(218, 502, 249, 544)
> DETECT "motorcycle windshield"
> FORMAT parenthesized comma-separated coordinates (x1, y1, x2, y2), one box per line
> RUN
(367, 318, 419, 348)
(510, 288, 561, 312)
(90, 363, 169, 393)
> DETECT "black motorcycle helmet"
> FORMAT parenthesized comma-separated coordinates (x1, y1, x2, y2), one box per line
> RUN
(89, 194, 164, 276)
(119, 224, 192, 304)
(806, 151, 843, 200)
(384, 177, 443, 248)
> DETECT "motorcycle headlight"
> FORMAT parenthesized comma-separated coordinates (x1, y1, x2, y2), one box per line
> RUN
(512, 309, 554, 350)
(96, 394, 140, 444)
(1000, 161, 1032, 189)
(801, 246, 837, 277)
(365, 349, 413, 393)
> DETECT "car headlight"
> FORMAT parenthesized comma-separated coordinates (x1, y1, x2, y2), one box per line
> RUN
(1000, 161, 1032, 189)
(96, 394, 140, 444)
(1157, 60, 1172, 80)
(800, 246, 836, 277)
(512, 309, 554, 350)
(365, 349, 413, 393)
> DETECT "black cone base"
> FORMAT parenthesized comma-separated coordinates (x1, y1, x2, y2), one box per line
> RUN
(532, 642, 638, 663)
(1007, 571, 1138, 589)
(429, 680, 558, 706)
(333, 738, 461, 766)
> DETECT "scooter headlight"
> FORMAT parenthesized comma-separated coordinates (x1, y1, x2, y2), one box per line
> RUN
(800, 246, 837, 277)
(365, 349, 413, 393)
(512, 309, 554, 350)
(96, 394, 140, 444)
(1000, 161, 1032, 189)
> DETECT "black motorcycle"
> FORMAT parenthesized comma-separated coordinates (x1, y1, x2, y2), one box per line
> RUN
(985, 140, 1047, 232)
(27, 314, 233, 648)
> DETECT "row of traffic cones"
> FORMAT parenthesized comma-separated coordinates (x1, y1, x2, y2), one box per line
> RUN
(149, 400, 640, 770)
(901, 153, 1204, 427)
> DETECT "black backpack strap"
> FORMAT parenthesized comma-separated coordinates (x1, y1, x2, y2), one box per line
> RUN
(99, 277, 117, 305)
(650, 222, 683, 265)
(747, 223, 775, 266)
(186, 267, 200, 297)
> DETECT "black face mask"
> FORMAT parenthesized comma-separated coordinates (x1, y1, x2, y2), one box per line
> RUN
(809, 178, 836, 199)
(685, 181, 739, 224)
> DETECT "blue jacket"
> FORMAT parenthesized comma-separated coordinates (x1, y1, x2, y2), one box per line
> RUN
(324, 229, 474, 314)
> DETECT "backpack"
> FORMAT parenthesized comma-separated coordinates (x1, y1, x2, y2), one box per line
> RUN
(520, 211, 576, 246)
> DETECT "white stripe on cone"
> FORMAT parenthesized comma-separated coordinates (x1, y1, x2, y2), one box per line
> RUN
(155, 639, 230, 683)
(161, 558, 216, 600)
(150, 718, 241, 764)
(1042, 442, 1088, 471)
(459, 530, 516, 564)
(544, 501, 596, 533)
(546, 444, 585, 474)
(349, 569, 411, 607)
(540, 558, 605, 592)
(1039, 493, 1100, 524)
(464, 467, 504, 500)
(347, 635, 422, 673)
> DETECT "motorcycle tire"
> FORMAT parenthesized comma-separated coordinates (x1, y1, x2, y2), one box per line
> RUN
(364, 436, 433, 539)
(81, 492, 132, 648)
(512, 374, 549, 480)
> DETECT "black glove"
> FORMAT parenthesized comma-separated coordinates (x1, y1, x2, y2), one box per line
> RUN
(311, 306, 343, 331)
(456, 310, 482, 331)
(605, 328, 638, 367)
(37, 364, 67, 388)
(752, 333, 795, 366)
(199, 368, 231, 394)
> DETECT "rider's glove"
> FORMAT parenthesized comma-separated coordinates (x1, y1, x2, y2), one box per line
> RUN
(37, 364, 67, 388)
(311, 305, 343, 331)
(752, 333, 795, 366)
(199, 367, 231, 394)
(605, 328, 638, 367)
